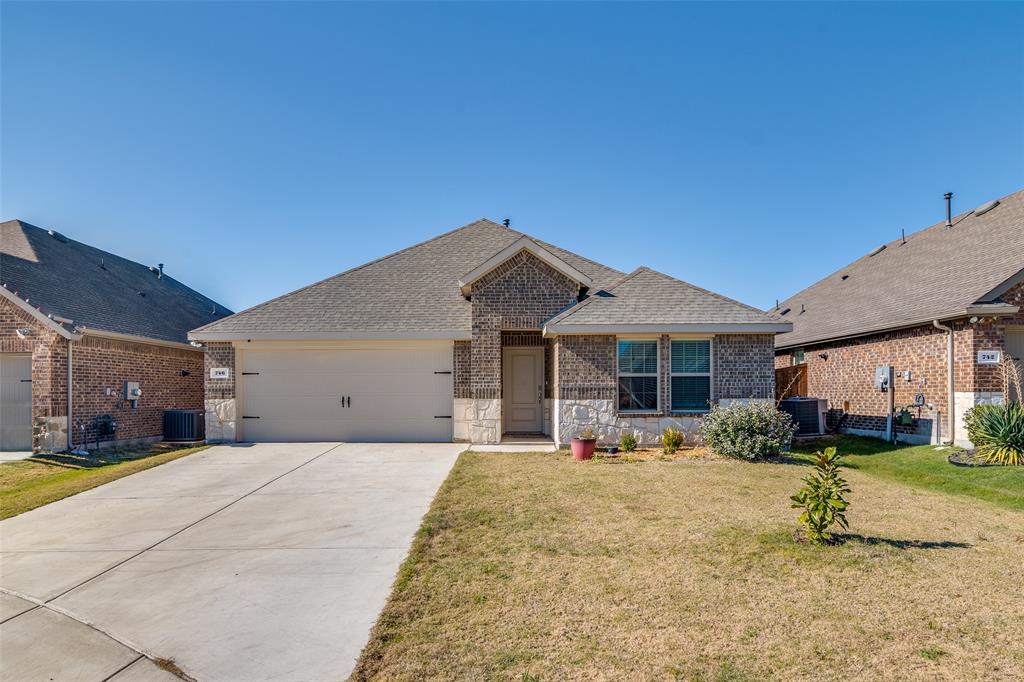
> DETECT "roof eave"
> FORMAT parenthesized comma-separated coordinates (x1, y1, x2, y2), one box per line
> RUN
(188, 329, 472, 342)
(775, 304, 1020, 350)
(543, 322, 793, 337)
(0, 285, 82, 340)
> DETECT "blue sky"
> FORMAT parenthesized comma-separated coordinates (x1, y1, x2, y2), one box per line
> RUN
(3, 1, 1022, 313)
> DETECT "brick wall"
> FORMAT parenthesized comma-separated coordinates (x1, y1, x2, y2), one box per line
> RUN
(774, 281, 1024, 443)
(776, 322, 970, 439)
(2, 296, 204, 449)
(453, 340, 471, 399)
(470, 250, 579, 399)
(971, 281, 1024, 393)
(555, 335, 617, 401)
(203, 342, 236, 400)
(714, 334, 775, 400)
(71, 335, 203, 445)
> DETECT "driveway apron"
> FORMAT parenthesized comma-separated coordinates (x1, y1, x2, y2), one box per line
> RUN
(0, 442, 462, 681)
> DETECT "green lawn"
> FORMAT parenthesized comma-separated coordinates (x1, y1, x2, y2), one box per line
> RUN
(789, 435, 1024, 511)
(353, 449, 1024, 680)
(0, 444, 208, 520)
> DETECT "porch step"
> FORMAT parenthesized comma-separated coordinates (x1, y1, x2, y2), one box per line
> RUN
(469, 437, 557, 453)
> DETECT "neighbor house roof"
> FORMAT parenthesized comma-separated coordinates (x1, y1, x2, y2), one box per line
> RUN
(543, 267, 791, 334)
(774, 188, 1024, 350)
(1, 220, 232, 345)
(190, 219, 624, 340)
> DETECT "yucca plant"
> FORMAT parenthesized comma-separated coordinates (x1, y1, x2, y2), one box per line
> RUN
(971, 403, 1024, 466)
(790, 447, 851, 545)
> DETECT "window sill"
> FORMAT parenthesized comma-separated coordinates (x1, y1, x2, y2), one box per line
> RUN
(616, 411, 663, 417)
(670, 410, 710, 416)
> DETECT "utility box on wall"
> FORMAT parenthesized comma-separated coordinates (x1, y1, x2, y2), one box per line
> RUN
(874, 366, 893, 391)
(123, 381, 141, 408)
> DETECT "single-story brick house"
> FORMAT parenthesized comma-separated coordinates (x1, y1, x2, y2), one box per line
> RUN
(1, 220, 232, 452)
(774, 189, 1023, 447)
(189, 220, 790, 446)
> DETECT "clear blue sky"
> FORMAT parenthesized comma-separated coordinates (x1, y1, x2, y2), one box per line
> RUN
(3, 2, 1022, 314)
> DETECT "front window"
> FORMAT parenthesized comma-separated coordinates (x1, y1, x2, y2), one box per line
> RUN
(793, 349, 805, 365)
(671, 339, 711, 412)
(618, 339, 658, 411)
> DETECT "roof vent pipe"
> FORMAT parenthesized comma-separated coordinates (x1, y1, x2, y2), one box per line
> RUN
(944, 192, 953, 229)
(158, 263, 164, 279)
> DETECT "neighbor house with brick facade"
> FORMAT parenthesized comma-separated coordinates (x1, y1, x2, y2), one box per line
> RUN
(773, 189, 1023, 448)
(1, 220, 231, 452)
(188, 220, 790, 446)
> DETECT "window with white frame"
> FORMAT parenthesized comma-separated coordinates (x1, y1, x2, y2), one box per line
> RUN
(671, 339, 711, 412)
(618, 339, 659, 411)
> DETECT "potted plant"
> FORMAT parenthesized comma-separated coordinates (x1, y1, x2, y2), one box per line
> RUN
(571, 427, 598, 461)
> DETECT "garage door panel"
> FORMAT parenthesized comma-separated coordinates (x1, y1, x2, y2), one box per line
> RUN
(242, 393, 450, 421)
(241, 372, 446, 398)
(238, 345, 453, 442)
(242, 417, 450, 443)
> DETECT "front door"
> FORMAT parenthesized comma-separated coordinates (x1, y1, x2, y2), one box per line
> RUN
(502, 347, 544, 433)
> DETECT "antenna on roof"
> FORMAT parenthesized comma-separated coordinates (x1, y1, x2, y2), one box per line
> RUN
(502, 218, 511, 228)
(944, 192, 953, 229)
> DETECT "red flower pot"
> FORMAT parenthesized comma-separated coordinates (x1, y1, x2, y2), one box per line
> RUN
(571, 438, 596, 461)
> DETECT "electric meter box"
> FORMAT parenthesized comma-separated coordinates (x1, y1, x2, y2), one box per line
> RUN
(874, 366, 893, 390)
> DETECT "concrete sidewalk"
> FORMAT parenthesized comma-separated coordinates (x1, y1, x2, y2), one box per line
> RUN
(0, 442, 462, 681)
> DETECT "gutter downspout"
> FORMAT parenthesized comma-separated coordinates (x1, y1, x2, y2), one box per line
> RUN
(932, 320, 954, 445)
(67, 338, 74, 452)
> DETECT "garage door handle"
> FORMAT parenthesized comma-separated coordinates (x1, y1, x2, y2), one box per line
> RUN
(20, 379, 32, 383)
(434, 371, 452, 375)
(242, 415, 261, 419)
(434, 415, 452, 419)
(242, 372, 260, 376)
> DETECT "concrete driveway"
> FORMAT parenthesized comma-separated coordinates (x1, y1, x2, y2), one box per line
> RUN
(0, 442, 462, 681)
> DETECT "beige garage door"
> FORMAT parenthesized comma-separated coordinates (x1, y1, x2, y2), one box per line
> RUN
(1, 353, 32, 451)
(237, 342, 454, 442)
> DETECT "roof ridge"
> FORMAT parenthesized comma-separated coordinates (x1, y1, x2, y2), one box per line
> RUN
(191, 218, 501, 334)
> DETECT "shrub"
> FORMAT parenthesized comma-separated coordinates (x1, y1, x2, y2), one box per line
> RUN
(662, 427, 684, 454)
(969, 403, 1024, 466)
(699, 401, 796, 460)
(790, 446, 851, 545)
(620, 432, 637, 453)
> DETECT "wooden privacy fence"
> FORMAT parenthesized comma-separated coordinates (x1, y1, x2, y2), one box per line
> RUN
(775, 365, 808, 402)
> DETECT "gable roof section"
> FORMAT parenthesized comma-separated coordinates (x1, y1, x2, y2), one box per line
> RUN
(544, 267, 791, 334)
(458, 236, 593, 295)
(774, 188, 1024, 350)
(191, 219, 624, 340)
(1, 220, 233, 344)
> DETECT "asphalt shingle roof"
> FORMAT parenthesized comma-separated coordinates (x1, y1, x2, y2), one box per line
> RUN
(774, 188, 1024, 349)
(191, 219, 624, 337)
(1, 220, 232, 344)
(544, 267, 784, 328)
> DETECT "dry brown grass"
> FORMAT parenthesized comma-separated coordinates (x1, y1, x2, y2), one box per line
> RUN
(353, 450, 1024, 681)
